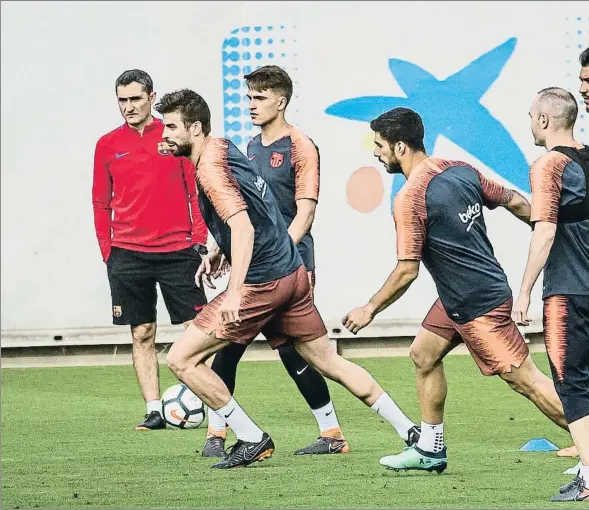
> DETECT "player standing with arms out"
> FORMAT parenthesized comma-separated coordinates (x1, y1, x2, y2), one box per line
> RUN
(512, 87, 588, 502)
(202, 66, 388, 458)
(92, 70, 208, 431)
(342, 108, 569, 474)
(156, 89, 420, 469)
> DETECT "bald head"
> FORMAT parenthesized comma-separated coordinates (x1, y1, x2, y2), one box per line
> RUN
(534, 87, 578, 130)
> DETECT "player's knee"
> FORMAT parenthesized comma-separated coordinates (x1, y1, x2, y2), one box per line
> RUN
(505, 377, 530, 397)
(409, 343, 437, 373)
(166, 345, 194, 378)
(131, 323, 156, 345)
(502, 357, 545, 397)
(502, 371, 535, 397)
(300, 348, 331, 378)
(165, 350, 184, 377)
(313, 351, 347, 382)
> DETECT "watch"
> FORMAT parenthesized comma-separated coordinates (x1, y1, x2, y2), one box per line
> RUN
(193, 244, 208, 256)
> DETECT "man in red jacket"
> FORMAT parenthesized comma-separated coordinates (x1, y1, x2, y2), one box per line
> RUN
(92, 69, 208, 431)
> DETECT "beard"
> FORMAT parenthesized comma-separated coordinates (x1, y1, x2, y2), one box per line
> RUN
(531, 130, 545, 147)
(169, 140, 193, 158)
(386, 160, 403, 174)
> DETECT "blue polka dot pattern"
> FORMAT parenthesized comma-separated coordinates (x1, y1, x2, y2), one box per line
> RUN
(566, 15, 588, 135)
(222, 25, 299, 154)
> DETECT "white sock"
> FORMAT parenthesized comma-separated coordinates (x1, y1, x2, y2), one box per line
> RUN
(146, 399, 161, 414)
(312, 401, 341, 434)
(370, 392, 416, 441)
(417, 421, 445, 453)
(213, 397, 263, 442)
(208, 407, 227, 432)
(580, 465, 589, 484)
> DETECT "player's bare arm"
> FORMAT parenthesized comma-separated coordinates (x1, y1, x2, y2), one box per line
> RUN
(500, 189, 532, 225)
(219, 210, 255, 326)
(289, 128, 319, 245)
(513, 150, 564, 326)
(288, 198, 317, 245)
(342, 260, 420, 335)
(512, 221, 557, 326)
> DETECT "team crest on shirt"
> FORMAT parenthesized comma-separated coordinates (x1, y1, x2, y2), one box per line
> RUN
(269, 151, 284, 168)
(157, 141, 172, 156)
(113, 305, 122, 318)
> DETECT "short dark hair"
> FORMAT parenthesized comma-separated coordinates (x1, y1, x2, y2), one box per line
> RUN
(580, 47, 589, 67)
(245, 65, 293, 105)
(115, 69, 153, 95)
(154, 89, 211, 136)
(369, 108, 426, 152)
(537, 87, 578, 130)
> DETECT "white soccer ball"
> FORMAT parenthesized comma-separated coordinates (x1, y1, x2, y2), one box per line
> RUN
(161, 383, 206, 429)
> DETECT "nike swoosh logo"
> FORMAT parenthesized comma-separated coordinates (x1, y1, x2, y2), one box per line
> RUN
(328, 441, 346, 453)
(248, 155, 256, 161)
(115, 152, 130, 159)
(243, 436, 270, 461)
(296, 365, 309, 376)
(170, 409, 192, 423)
(325, 410, 333, 416)
(224, 408, 235, 419)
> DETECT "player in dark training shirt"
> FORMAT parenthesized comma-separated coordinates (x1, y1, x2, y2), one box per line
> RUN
(204, 66, 370, 458)
(342, 108, 568, 474)
(513, 88, 589, 502)
(155, 90, 422, 469)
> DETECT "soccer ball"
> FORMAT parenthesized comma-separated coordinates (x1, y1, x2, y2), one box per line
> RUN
(161, 384, 206, 429)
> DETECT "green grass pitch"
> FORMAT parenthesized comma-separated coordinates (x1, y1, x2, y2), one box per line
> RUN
(1, 353, 580, 508)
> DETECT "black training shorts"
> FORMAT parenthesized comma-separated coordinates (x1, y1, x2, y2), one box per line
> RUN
(106, 246, 207, 325)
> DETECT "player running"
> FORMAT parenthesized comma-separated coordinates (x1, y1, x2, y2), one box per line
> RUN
(342, 107, 569, 474)
(155, 89, 419, 469)
(512, 87, 588, 502)
(202, 66, 367, 458)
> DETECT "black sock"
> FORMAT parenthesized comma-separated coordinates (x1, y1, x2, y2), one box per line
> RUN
(211, 342, 247, 394)
(277, 342, 331, 410)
